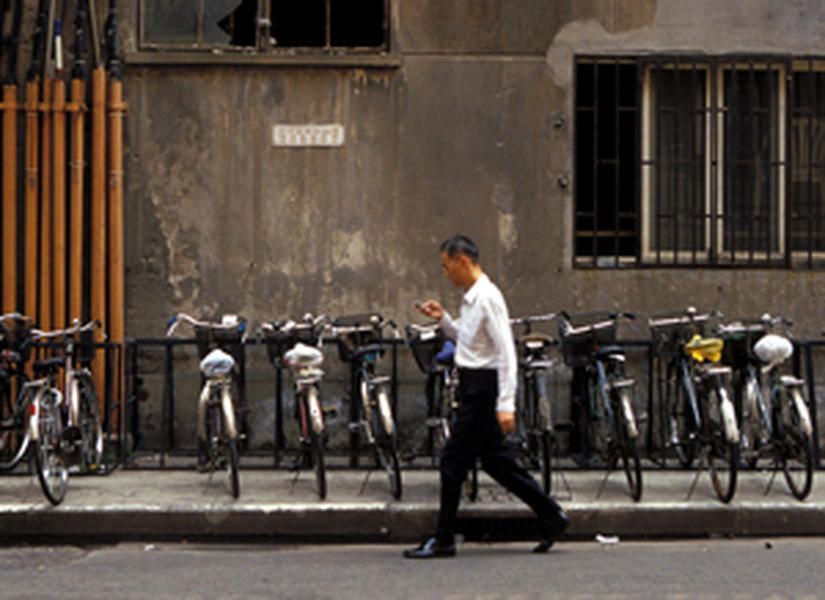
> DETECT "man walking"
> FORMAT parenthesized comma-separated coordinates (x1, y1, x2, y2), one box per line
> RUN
(404, 235, 570, 559)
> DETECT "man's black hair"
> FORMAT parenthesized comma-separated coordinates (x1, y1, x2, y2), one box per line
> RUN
(440, 235, 479, 262)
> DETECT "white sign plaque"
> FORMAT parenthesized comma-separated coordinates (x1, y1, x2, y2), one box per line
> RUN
(272, 124, 345, 147)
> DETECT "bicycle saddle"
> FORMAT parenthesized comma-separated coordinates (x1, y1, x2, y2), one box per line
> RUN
(684, 334, 724, 363)
(33, 356, 66, 375)
(596, 345, 625, 359)
(351, 344, 385, 361)
(753, 333, 793, 365)
(519, 333, 555, 347)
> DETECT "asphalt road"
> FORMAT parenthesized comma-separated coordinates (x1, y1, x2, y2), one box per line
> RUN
(0, 537, 821, 599)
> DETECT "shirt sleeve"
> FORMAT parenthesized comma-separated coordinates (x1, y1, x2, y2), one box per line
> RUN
(439, 312, 459, 341)
(483, 296, 517, 414)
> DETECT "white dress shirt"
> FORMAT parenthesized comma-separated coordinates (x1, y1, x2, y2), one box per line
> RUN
(439, 273, 517, 414)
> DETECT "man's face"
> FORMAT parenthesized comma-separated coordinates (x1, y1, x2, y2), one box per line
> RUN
(440, 251, 469, 288)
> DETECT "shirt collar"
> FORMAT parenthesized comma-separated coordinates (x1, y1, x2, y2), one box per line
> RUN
(463, 273, 489, 305)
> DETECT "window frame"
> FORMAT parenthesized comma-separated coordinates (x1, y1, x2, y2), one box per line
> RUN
(136, 0, 393, 59)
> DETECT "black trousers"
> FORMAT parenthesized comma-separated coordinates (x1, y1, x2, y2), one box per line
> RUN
(435, 368, 565, 543)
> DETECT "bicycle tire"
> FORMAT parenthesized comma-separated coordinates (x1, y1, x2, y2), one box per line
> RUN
(616, 389, 642, 501)
(33, 390, 68, 506)
(533, 371, 553, 495)
(670, 369, 699, 468)
(740, 373, 766, 468)
(780, 388, 814, 501)
(705, 386, 738, 504)
(0, 385, 31, 471)
(465, 461, 479, 501)
(310, 428, 327, 500)
(537, 430, 553, 495)
(371, 390, 402, 499)
(76, 377, 104, 472)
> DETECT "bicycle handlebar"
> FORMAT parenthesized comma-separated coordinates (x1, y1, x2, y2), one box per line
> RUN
(510, 312, 558, 326)
(31, 319, 105, 341)
(648, 307, 721, 328)
(0, 312, 33, 325)
(166, 313, 247, 338)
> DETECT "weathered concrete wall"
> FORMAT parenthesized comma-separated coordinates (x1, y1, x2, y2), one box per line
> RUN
(121, 1, 825, 452)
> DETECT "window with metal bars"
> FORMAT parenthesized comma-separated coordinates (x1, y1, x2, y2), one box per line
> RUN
(139, 0, 388, 53)
(574, 56, 825, 268)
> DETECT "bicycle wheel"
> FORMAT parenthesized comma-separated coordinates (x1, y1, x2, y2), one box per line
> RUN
(669, 371, 699, 468)
(33, 390, 69, 506)
(740, 373, 766, 468)
(373, 388, 402, 499)
(0, 384, 31, 470)
(533, 371, 554, 495)
(705, 386, 738, 504)
(306, 387, 327, 499)
(779, 387, 814, 501)
(616, 389, 642, 501)
(76, 377, 104, 472)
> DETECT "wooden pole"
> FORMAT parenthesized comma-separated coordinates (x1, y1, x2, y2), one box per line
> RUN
(52, 73, 67, 329)
(90, 66, 106, 402)
(24, 79, 39, 321)
(68, 77, 85, 322)
(107, 76, 125, 410)
(1, 83, 17, 314)
(38, 76, 53, 330)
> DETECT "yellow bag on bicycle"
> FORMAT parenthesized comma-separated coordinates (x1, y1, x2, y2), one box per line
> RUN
(684, 334, 724, 363)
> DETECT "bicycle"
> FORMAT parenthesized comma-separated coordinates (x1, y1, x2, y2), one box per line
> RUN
(406, 322, 478, 501)
(0, 313, 69, 505)
(558, 311, 642, 501)
(510, 313, 559, 496)
(716, 314, 814, 500)
(262, 314, 330, 500)
(649, 307, 740, 503)
(330, 313, 402, 499)
(166, 313, 245, 499)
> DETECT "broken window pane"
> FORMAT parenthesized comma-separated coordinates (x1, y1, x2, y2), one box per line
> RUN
(208, 0, 254, 45)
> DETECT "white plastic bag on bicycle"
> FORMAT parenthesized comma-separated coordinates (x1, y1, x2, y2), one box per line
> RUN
(200, 348, 235, 377)
(753, 334, 793, 366)
(284, 342, 324, 367)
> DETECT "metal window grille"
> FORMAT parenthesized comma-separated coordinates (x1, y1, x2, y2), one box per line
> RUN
(575, 56, 825, 269)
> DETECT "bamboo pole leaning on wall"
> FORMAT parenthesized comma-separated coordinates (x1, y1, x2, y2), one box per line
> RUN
(106, 0, 125, 415)
(52, 15, 67, 330)
(90, 0, 107, 405)
(68, 0, 88, 323)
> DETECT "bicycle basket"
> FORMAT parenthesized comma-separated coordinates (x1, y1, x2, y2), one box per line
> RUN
(405, 325, 444, 374)
(194, 325, 244, 364)
(264, 322, 319, 365)
(649, 318, 705, 359)
(558, 314, 617, 368)
(718, 321, 768, 368)
(333, 314, 382, 363)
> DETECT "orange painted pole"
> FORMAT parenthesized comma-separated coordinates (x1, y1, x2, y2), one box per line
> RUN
(1, 83, 17, 314)
(38, 76, 53, 330)
(106, 0, 125, 416)
(24, 79, 40, 321)
(68, 78, 85, 323)
(52, 73, 67, 330)
(90, 0, 106, 404)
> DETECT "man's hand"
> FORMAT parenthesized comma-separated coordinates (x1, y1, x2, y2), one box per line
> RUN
(415, 299, 445, 321)
(497, 411, 516, 434)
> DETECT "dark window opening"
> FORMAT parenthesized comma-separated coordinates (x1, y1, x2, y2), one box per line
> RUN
(574, 60, 639, 267)
(270, 0, 326, 47)
(330, 0, 385, 47)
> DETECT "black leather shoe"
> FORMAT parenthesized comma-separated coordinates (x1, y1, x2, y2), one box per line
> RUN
(403, 537, 456, 559)
(534, 511, 571, 553)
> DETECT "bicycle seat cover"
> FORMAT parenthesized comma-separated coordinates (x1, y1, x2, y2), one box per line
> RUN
(200, 348, 235, 377)
(753, 333, 793, 365)
(684, 334, 724, 363)
(284, 342, 324, 367)
(435, 340, 456, 365)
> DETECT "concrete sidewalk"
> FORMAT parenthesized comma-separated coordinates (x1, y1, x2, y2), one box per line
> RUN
(1, 466, 823, 542)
